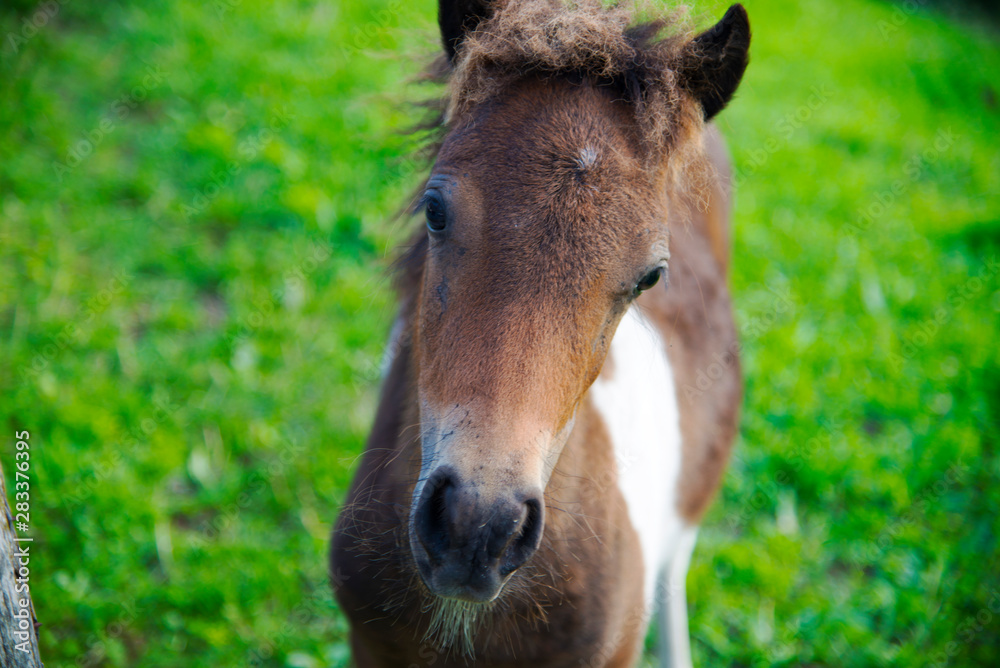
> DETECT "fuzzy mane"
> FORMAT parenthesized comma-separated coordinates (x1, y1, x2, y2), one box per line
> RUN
(446, 0, 702, 154)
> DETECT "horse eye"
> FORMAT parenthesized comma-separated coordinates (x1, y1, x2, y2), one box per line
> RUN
(635, 267, 662, 294)
(424, 192, 447, 233)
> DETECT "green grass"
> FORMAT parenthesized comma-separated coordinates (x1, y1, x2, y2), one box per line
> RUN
(1, 0, 998, 666)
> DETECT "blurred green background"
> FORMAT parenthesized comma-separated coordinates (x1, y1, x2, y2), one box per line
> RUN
(1, 0, 999, 666)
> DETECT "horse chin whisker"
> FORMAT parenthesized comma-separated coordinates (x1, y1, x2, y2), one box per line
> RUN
(421, 596, 494, 659)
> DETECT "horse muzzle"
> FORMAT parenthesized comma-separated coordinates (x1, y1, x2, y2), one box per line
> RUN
(409, 466, 544, 603)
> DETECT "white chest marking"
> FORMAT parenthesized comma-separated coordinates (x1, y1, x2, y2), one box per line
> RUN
(588, 306, 685, 604)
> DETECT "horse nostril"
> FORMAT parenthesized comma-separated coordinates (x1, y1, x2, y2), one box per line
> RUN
(414, 468, 456, 564)
(499, 496, 544, 577)
(412, 471, 545, 595)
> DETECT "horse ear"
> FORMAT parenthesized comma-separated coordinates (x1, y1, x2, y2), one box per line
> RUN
(439, 0, 495, 61)
(677, 4, 751, 121)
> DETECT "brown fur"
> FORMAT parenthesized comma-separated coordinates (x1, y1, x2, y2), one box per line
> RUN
(640, 124, 742, 522)
(332, 1, 747, 664)
(332, 343, 647, 666)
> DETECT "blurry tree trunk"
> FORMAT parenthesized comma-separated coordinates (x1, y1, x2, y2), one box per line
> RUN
(0, 460, 43, 667)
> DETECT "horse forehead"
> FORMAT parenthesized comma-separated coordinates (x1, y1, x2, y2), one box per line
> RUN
(442, 77, 642, 169)
(440, 134, 634, 195)
(433, 79, 663, 259)
(456, 157, 660, 273)
(445, 124, 653, 231)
